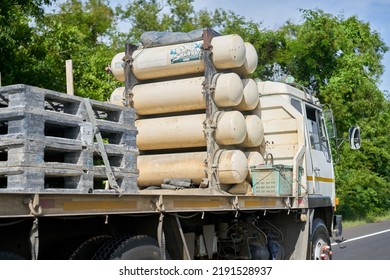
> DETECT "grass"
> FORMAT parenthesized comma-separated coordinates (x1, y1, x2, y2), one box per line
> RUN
(342, 210, 390, 228)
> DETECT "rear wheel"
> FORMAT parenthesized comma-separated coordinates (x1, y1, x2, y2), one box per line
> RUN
(110, 235, 165, 260)
(69, 235, 112, 260)
(92, 234, 131, 260)
(93, 235, 167, 260)
(311, 218, 332, 260)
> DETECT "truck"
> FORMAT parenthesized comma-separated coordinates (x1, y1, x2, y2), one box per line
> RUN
(0, 29, 359, 260)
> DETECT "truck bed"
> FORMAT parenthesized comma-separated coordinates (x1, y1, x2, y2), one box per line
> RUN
(0, 190, 302, 217)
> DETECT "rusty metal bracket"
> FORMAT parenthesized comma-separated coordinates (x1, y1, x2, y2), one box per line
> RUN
(124, 43, 139, 108)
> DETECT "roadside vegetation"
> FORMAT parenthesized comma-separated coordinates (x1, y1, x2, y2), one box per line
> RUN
(343, 211, 390, 228)
(1, 0, 389, 221)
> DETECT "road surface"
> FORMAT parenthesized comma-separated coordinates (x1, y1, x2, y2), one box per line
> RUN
(332, 219, 390, 260)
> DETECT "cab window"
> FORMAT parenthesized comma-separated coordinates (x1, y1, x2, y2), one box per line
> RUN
(306, 105, 331, 162)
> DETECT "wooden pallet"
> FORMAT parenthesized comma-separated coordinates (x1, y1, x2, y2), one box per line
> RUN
(0, 84, 138, 193)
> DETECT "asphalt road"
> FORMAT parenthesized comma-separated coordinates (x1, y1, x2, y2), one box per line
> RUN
(331, 219, 390, 260)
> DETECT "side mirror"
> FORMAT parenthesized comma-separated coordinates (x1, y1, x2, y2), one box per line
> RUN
(349, 126, 361, 150)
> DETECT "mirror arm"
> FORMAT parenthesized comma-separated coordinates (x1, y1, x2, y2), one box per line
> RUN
(337, 138, 346, 150)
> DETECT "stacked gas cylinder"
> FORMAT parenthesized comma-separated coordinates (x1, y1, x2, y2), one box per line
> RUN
(110, 30, 265, 191)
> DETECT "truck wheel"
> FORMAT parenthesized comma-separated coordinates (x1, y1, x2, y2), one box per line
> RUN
(311, 218, 332, 260)
(0, 250, 25, 260)
(109, 235, 166, 260)
(92, 234, 131, 260)
(68, 235, 112, 260)
(93, 235, 166, 260)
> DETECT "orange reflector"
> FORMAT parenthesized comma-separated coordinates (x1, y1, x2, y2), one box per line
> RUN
(64, 200, 137, 211)
(174, 200, 222, 208)
(244, 200, 277, 207)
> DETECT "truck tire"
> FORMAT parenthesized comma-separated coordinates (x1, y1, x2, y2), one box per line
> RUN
(92, 234, 131, 260)
(109, 235, 167, 260)
(0, 250, 25, 260)
(93, 235, 168, 260)
(311, 218, 332, 260)
(68, 235, 112, 260)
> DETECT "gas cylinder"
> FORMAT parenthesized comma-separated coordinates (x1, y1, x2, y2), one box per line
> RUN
(246, 151, 265, 181)
(111, 34, 246, 81)
(137, 150, 249, 187)
(109, 72, 244, 115)
(136, 111, 247, 150)
(232, 42, 258, 76)
(239, 115, 264, 148)
(233, 78, 260, 111)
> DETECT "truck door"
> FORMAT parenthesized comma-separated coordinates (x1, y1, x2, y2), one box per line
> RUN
(305, 105, 335, 202)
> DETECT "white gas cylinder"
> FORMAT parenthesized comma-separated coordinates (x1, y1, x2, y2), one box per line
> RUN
(136, 111, 247, 150)
(111, 34, 246, 81)
(239, 115, 264, 148)
(233, 78, 260, 111)
(245, 151, 265, 181)
(137, 150, 248, 187)
(232, 42, 258, 76)
(109, 72, 244, 115)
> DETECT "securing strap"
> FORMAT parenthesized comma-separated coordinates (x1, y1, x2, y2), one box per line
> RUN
(83, 98, 122, 196)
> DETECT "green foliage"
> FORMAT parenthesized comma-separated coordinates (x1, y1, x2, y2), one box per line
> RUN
(115, 0, 223, 43)
(276, 10, 387, 93)
(72, 45, 120, 101)
(214, 11, 284, 80)
(1, 0, 120, 99)
(277, 10, 340, 91)
(0, 0, 54, 85)
(336, 166, 390, 220)
(166, 0, 196, 31)
(116, 0, 169, 43)
(51, 0, 115, 45)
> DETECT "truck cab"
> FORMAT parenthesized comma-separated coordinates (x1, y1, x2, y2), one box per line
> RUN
(258, 81, 335, 206)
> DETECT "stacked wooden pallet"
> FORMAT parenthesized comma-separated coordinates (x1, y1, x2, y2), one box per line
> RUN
(0, 84, 138, 193)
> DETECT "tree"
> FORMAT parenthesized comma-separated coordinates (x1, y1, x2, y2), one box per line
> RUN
(15, 0, 119, 100)
(215, 10, 284, 80)
(0, 0, 54, 85)
(274, 9, 389, 220)
(116, 0, 223, 43)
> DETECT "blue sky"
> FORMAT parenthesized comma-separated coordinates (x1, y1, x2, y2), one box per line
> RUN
(192, 0, 390, 92)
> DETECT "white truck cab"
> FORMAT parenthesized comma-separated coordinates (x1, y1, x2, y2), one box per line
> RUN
(258, 81, 335, 206)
